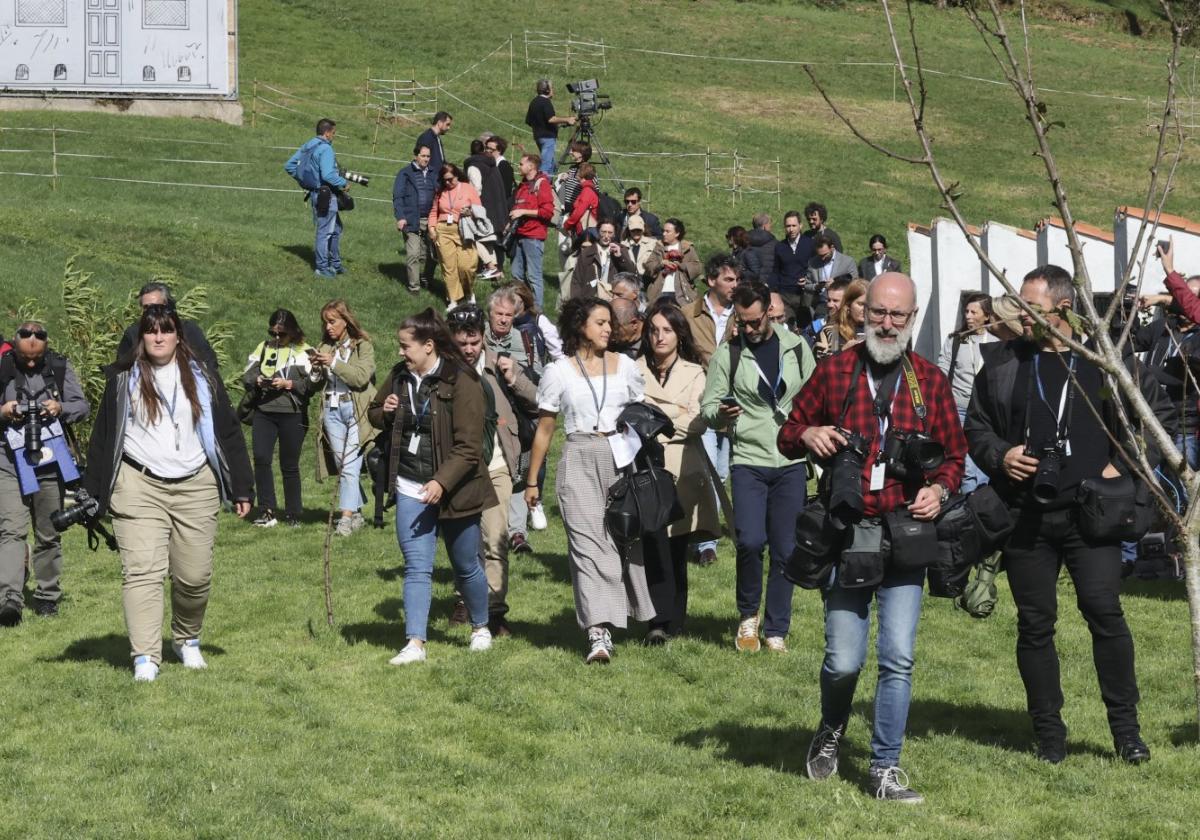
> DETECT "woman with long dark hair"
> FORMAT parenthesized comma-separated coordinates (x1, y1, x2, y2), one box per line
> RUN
(428, 162, 484, 309)
(310, 300, 377, 537)
(727, 225, 763, 283)
(525, 297, 653, 663)
(636, 301, 721, 643)
(368, 308, 497, 664)
(83, 305, 252, 682)
(243, 309, 313, 528)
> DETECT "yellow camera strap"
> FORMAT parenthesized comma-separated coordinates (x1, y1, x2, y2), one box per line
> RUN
(901, 354, 927, 424)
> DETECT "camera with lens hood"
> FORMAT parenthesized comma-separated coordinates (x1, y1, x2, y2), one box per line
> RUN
(828, 427, 870, 528)
(881, 430, 945, 480)
(340, 170, 370, 187)
(1025, 441, 1067, 504)
(51, 486, 100, 533)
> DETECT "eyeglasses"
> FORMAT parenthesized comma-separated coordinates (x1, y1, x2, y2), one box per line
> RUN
(866, 306, 914, 326)
(736, 312, 768, 331)
(16, 328, 47, 340)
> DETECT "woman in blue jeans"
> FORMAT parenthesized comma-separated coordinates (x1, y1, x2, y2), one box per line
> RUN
(368, 308, 497, 664)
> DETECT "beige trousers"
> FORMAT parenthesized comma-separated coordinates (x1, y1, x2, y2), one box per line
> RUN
(479, 469, 513, 617)
(110, 464, 219, 665)
(434, 222, 476, 304)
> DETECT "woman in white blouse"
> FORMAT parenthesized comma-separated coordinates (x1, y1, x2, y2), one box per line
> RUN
(525, 297, 654, 664)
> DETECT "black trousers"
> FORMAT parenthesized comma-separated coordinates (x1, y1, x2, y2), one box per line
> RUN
(252, 411, 308, 518)
(644, 532, 690, 636)
(1002, 507, 1140, 742)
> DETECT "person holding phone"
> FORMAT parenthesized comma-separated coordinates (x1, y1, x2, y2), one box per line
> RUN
(242, 309, 314, 528)
(368, 308, 496, 664)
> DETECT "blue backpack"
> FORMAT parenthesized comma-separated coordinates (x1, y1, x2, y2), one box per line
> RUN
(289, 140, 323, 191)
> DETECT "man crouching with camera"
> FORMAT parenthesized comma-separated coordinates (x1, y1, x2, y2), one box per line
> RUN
(964, 265, 1173, 766)
(778, 273, 965, 803)
(0, 321, 90, 624)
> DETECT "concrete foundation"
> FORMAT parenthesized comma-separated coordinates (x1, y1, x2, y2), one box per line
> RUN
(0, 96, 243, 126)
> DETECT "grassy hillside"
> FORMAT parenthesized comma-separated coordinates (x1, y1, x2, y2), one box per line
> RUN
(0, 1, 1198, 836)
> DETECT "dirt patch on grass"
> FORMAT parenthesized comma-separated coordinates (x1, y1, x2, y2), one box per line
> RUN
(696, 86, 919, 142)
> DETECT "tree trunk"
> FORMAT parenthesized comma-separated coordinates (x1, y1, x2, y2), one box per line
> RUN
(1183, 530, 1200, 739)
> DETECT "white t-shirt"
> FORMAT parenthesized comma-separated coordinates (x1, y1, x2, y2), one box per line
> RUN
(123, 362, 207, 478)
(537, 353, 644, 435)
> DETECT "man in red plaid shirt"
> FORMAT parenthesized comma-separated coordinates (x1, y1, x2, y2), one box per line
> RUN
(777, 272, 965, 804)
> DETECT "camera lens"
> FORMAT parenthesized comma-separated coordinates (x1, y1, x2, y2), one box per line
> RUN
(1031, 452, 1062, 505)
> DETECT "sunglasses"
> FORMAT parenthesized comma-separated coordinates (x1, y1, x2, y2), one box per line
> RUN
(625, 199, 639, 205)
(447, 307, 484, 328)
(16, 328, 47, 340)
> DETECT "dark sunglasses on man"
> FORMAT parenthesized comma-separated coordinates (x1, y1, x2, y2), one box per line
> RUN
(16, 328, 48, 341)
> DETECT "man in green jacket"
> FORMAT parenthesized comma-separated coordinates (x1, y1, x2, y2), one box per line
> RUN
(701, 281, 815, 653)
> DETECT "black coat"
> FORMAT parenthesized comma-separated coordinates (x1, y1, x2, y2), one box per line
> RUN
(963, 339, 1175, 506)
(769, 236, 814, 293)
(746, 229, 777, 282)
(463, 153, 509, 232)
(733, 246, 764, 284)
(83, 362, 253, 517)
(858, 254, 902, 280)
(496, 159, 516, 207)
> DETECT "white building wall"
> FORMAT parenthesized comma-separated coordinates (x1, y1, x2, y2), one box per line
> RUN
(981, 222, 1038, 296)
(907, 223, 937, 362)
(1036, 221, 1116, 294)
(929, 218, 982, 360)
(1114, 207, 1200, 292)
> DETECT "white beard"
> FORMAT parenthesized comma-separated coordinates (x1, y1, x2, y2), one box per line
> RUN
(865, 319, 915, 365)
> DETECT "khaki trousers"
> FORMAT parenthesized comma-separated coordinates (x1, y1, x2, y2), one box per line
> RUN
(110, 464, 219, 665)
(434, 222, 476, 304)
(0, 468, 64, 607)
(479, 469, 513, 617)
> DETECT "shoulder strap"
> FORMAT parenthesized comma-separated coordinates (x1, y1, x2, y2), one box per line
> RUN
(726, 336, 742, 395)
(948, 336, 963, 378)
(838, 353, 865, 428)
(900, 353, 928, 431)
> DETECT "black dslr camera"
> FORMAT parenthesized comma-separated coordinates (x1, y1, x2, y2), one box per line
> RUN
(51, 487, 100, 533)
(828, 427, 870, 528)
(882, 430, 945, 480)
(1025, 441, 1067, 504)
(16, 398, 43, 452)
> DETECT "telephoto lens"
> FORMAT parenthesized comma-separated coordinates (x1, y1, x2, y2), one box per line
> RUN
(342, 171, 370, 187)
(1028, 445, 1064, 505)
(21, 399, 42, 453)
(50, 488, 100, 533)
(828, 428, 869, 529)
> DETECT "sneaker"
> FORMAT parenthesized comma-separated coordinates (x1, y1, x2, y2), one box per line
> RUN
(488, 616, 513, 638)
(406, 284, 421, 295)
(253, 510, 279, 528)
(469, 626, 493, 652)
(735, 616, 761, 652)
(1115, 733, 1151, 764)
(806, 721, 846, 780)
(446, 300, 459, 313)
(133, 655, 159, 682)
(869, 766, 924, 804)
(334, 266, 347, 275)
(478, 267, 503, 281)
(695, 547, 717, 567)
(0, 600, 22, 627)
(31, 597, 59, 617)
(510, 533, 533, 554)
(644, 627, 669, 646)
(530, 502, 548, 531)
(764, 636, 788, 653)
(585, 627, 613, 664)
(314, 269, 336, 279)
(1035, 738, 1067, 764)
(449, 599, 469, 626)
(172, 638, 208, 669)
(335, 516, 354, 537)
(350, 511, 366, 532)
(388, 642, 427, 666)
(283, 515, 301, 529)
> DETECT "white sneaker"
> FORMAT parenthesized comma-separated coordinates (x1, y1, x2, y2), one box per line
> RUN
(764, 636, 788, 653)
(133, 655, 159, 682)
(469, 627, 493, 652)
(388, 642, 427, 665)
(350, 511, 366, 532)
(530, 502, 548, 531)
(172, 638, 208, 669)
(735, 616, 761, 652)
(335, 516, 354, 537)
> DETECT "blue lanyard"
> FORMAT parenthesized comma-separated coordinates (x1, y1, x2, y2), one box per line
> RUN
(1032, 352, 1075, 441)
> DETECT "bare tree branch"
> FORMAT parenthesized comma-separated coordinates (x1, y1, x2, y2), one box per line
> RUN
(801, 65, 927, 164)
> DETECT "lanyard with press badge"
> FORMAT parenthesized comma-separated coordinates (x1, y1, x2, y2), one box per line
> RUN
(1025, 352, 1076, 456)
(405, 373, 433, 455)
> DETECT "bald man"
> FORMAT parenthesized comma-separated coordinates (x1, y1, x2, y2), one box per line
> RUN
(778, 272, 966, 803)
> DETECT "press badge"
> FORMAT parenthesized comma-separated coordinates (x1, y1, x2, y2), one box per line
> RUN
(869, 461, 886, 492)
(408, 434, 421, 455)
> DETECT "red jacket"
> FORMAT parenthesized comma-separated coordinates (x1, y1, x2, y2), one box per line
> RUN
(778, 344, 966, 516)
(512, 173, 554, 240)
(1165, 271, 1200, 325)
(564, 179, 599, 235)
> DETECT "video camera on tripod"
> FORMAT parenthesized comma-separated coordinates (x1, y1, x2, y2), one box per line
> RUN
(567, 79, 612, 119)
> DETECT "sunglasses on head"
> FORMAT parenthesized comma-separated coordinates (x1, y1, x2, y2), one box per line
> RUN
(448, 307, 484, 327)
(16, 328, 47, 341)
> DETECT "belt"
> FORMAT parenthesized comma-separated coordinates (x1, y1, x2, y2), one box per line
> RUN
(121, 454, 203, 484)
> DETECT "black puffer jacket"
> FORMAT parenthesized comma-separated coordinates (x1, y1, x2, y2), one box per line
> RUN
(746, 229, 776, 283)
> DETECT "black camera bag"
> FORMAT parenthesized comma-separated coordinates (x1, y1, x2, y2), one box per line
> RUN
(838, 518, 887, 589)
(884, 508, 939, 572)
(784, 499, 842, 589)
(1076, 474, 1149, 542)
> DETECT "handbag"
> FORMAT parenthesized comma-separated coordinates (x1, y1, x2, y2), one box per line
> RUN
(783, 499, 842, 589)
(1076, 474, 1148, 542)
(336, 189, 355, 212)
(605, 462, 681, 549)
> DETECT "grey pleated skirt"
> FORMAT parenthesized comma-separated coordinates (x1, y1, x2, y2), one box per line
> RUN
(556, 433, 655, 629)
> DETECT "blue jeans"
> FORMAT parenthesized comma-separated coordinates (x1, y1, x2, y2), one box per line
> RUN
(323, 401, 363, 512)
(730, 462, 806, 637)
(512, 237, 546, 309)
(537, 137, 557, 174)
(311, 191, 343, 274)
(820, 565, 925, 767)
(958, 407, 990, 493)
(394, 495, 488, 640)
(696, 430, 730, 556)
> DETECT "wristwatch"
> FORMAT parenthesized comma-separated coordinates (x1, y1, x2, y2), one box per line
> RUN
(928, 481, 950, 505)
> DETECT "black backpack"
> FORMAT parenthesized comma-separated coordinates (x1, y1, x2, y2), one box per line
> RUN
(597, 190, 622, 224)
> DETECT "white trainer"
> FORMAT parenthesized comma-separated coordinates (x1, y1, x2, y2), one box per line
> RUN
(133, 655, 159, 682)
(388, 642, 427, 665)
(530, 502, 548, 531)
(469, 627, 493, 652)
(172, 638, 208, 669)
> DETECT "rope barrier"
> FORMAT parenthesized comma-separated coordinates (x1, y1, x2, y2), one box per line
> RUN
(439, 39, 512, 88)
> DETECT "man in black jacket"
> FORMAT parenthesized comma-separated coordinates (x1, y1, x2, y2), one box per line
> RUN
(745, 213, 777, 283)
(964, 265, 1173, 766)
(417, 111, 452, 177)
(768, 210, 815, 327)
(116, 283, 218, 373)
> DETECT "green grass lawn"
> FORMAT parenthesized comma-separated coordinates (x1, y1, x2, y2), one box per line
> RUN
(1, 0, 1199, 835)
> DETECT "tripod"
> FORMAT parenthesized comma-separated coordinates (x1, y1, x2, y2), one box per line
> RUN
(559, 114, 624, 193)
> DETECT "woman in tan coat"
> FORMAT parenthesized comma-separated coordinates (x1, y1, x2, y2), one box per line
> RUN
(637, 300, 720, 643)
(645, 218, 703, 305)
